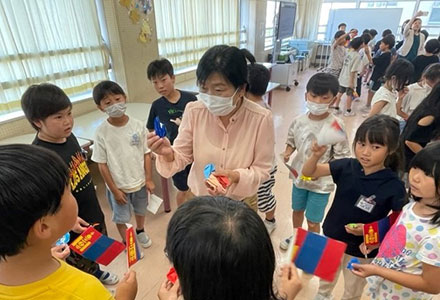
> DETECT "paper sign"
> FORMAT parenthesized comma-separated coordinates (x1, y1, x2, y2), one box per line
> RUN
(147, 193, 163, 215)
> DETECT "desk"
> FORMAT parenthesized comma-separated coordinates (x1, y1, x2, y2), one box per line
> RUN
(265, 82, 281, 107)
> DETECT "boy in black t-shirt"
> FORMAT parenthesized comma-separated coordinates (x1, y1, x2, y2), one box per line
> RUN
(412, 39, 440, 83)
(146, 59, 197, 206)
(21, 83, 119, 285)
(363, 34, 395, 113)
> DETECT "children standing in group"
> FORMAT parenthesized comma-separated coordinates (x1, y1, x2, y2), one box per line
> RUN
(368, 59, 414, 119)
(280, 73, 350, 250)
(92, 81, 155, 249)
(246, 63, 278, 234)
(21, 84, 118, 285)
(352, 142, 440, 300)
(363, 34, 395, 113)
(325, 30, 349, 78)
(0, 145, 137, 300)
(146, 59, 197, 206)
(411, 39, 440, 83)
(332, 37, 364, 116)
(302, 115, 405, 300)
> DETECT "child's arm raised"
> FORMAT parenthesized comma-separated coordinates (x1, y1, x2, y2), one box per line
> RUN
(302, 141, 331, 178)
(351, 262, 440, 294)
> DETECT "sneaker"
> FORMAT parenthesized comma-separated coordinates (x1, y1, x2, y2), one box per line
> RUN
(343, 110, 356, 117)
(98, 271, 119, 285)
(264, 219, 277, 235)
(137, 231, 152, 248)
(280, 236, 293, 251)
(332, 108, 341, 115)
(360, 105, 371, 113)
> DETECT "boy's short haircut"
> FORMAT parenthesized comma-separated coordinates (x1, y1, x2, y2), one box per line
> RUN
(334, 30, 346, 40)
(425, 38, 440, 55)
(382, 34, 396, 49)
(350, 36, 364, 50)
(147, 58, 174, 81)
(362, 29, 370, 35)
(423, 63, 440, 82)
(21, 83, 72, 130)
(247, 64, 270, 96)
(92, 80, 126, 105)
(338, 23, 346, 29)
(382, 29, 392, 37)
(306, 73, 339, 97)
(369, 29, 378, 37)
(0, 144, 69, 260)
(361, 33, 372, 44)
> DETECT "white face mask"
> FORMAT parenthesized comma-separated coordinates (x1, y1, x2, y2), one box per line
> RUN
(104, 102, 126, 118)
(198, 89, 239, 116)
(306, 100, 329, 115)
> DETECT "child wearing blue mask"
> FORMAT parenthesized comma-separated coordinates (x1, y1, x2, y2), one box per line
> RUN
(280, 73, 351, 250)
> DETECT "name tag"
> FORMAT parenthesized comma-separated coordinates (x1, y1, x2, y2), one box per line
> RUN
(130, 133, 140, 146)
(355, 195, 376, 213)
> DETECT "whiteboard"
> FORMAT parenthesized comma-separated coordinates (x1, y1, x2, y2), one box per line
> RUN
(325, 8, 402, 41)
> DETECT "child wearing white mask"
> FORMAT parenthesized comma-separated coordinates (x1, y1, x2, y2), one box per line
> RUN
(91, 80, 155, 249)
(280, 73, 351, 250)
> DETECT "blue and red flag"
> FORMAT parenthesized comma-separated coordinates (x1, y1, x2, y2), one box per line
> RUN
(126, 225, 142, 268)
(288, 228, 347, 282)
(363, 211, 400, 246)
(69, 227, 125, 265)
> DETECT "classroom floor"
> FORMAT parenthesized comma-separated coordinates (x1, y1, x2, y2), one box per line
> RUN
(91, 68, 440, 300)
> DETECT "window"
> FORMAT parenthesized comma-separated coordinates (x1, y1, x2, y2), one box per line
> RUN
(0, 0, 109, 118)
(317, 2, 356, 40)
(154, 0, 240, 71)
(418, 1, 440, 25)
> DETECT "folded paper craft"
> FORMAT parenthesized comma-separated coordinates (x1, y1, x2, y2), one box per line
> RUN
(316, 120, 346, 146)
(154, 116, 167, 138)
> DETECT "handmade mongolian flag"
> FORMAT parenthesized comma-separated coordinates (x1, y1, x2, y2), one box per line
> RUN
(363, 211, 400, 247)
(126, 224, 142, 268)
(167, 267, 178, 284)
(69, 227, 125, 265)
(287, 228, 347, 282)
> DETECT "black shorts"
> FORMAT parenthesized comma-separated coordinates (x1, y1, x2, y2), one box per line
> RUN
(172, 164, 192, 191)
(338, 86, 354, 96)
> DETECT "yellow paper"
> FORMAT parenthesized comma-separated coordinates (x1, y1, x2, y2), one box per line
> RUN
(119, 0, 131, 8)
(129, 9, 140, 24)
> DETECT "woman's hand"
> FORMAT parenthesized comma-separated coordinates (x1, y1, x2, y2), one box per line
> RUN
(213, 169, 240, 185)
(158, 279, 181, 300)
(344, 223, 364, 236)
(147, 132, 174, 161)
(51, 244, 70, 260)
(351, 263, 379, 278)
(278, 263, 302, 300)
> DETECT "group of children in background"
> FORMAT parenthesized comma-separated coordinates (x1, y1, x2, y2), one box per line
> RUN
(1, 31, 440, 299)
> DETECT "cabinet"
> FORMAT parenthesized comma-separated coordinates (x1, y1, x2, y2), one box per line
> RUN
(270, 62, 299, 91)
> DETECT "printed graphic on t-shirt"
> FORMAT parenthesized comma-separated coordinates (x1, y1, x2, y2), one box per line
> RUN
(69, 151, 91, 192)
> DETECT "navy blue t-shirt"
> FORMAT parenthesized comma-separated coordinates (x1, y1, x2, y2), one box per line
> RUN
(146, 90, 197, 144)
(323, 158, 405, 258)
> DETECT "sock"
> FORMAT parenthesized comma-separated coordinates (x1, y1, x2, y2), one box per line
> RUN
(347, 109, 352, 112)
(265, 218, 276, 223)
(335, 107, 339, 110)
(136, 228, 144, 234)
(94, 269, 110, 280)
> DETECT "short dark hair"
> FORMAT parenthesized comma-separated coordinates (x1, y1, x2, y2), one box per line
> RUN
(0, 144, 69, 260)
(354, 115, 403, 174)
(21, 83, 72, 131)
(362, 29, 370, 35)
(166, 196, 279, 300)
(381, 34, 396, 49)
(306, 73, 339, 97)
(197, 45, 256, 89)
(384, 58, 414, 91)
(147, 58, 174, 81)
(369, 29, 378, 37)
(425, 38, 440, 54)
(421, 29, 429, 40)
(422, 63, 440, 82)
(349, 37, 364, 50)
(247, 64, 270, 96)
(382, 29, 392, 37)
(334, 30, 346, 39)
(92, 80, 126, 105)
(338, 23, 346, 29)
(361, 33, 372, 44)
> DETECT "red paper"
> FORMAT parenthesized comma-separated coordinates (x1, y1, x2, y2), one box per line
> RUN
(166, 267, 178, 284)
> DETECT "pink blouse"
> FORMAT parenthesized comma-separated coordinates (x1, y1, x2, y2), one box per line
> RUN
(156, 99, 275, 200)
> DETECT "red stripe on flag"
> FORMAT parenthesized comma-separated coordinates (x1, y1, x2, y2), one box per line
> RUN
(314, 238, 347, 282)
(96, 241, 125, 266)
(389, 211, 400, 227)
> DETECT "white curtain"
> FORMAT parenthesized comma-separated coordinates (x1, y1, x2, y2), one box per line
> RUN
(0, 0, 108, 116)
(154, 0, 240, 70)
(294, 0, 323, 40)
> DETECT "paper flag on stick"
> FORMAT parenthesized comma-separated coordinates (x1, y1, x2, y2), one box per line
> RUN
(126, 224, 142, 268)
(287, 228, 347, 282)
(316, 120, 346, 146)
(70, 227, 125, 266)
(154, 116, 167, 138)
(363, 211, 400, 247)
(166, 267, 178, 284)
(56, 232, 70, 246)
(204, 163, 215, 179)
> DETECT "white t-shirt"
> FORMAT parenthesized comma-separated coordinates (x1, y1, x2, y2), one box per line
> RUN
(91, 117, 150, 193)
(367, 202, 440, 300)
(339, 49, 362, 88)
(401, 83, 431, 116)
(286, 113, 350, 193)
(371, 86, 397, 118)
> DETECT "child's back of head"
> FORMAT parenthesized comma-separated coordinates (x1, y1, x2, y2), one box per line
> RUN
(306, 73, 339, 97)
(423, 63, 440, 86)
(21, 83, 72, 131)
(384, 58, 414, 91)
(349, 37, 364, 50)
(166, 196, 277, 300)
(424, 39, 440, 55)
(382, 29, 392, 38)
(382, 34, 396, 50)
(247, 64, 270, 97)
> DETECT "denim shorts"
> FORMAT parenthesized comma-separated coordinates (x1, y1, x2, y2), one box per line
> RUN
(291, 185, 330, 223)
(107, 187, 148, 224)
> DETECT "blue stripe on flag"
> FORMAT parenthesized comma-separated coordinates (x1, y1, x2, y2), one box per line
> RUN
(294, 232, 327, 274)
(82, 236, 114, 262)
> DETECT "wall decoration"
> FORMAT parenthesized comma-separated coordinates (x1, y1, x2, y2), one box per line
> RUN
(119, 0, 154, 44)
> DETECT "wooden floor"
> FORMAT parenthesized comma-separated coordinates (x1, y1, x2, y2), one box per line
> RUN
(92, 68, 440, 300)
